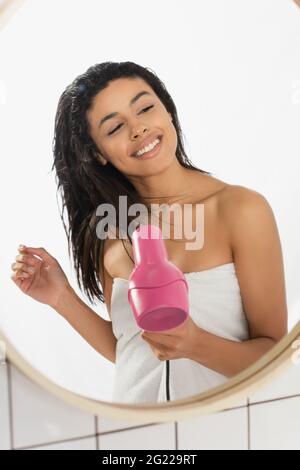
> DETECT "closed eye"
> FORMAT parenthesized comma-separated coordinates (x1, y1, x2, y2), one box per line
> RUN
(108, 105, 154, 135)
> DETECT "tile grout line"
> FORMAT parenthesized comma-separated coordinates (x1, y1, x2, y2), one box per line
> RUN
(96, 422, 163, 436)
(12, 391, 300, 450)
(6, 355, 300, 450)
(220, 403, 249, 413)
(248, 393, 300, 407)
(95, 416, 99, 450)
(15, 433, 98, 450)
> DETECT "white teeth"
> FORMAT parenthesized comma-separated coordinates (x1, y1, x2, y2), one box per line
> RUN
(135, 138, 160, 157)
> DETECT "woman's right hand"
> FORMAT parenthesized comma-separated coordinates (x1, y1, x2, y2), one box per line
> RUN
(10, 245, 72, 309)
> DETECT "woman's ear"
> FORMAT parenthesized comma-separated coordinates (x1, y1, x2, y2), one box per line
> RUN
(97, 153, 108, 166)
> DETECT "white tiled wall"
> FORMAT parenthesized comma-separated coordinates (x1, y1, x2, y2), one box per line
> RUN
(1, 360, 300, 450)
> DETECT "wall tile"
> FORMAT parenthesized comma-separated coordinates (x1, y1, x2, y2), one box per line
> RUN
(29, 436, 97, 450)
(10, 364, 95, 449)
(2, 360, 300, 450)
(97, 415, 162, 434)
(98, 422, 175, 450)
(250, 396, 300, 450)
(249, 363, 300, 403)
(177, 408, 248, 450)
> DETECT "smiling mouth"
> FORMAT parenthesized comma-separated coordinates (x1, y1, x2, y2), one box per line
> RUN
(131, 135, 163, 157)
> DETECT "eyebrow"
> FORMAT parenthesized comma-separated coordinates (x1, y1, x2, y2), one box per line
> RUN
(97, 90, 152, 128)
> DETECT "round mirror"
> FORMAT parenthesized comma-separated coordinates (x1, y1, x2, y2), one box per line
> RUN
(1, 0, 300, 423)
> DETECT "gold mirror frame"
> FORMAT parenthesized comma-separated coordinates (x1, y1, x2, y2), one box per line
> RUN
(1, 0, 300, 425)
(1, 326, 300, 424)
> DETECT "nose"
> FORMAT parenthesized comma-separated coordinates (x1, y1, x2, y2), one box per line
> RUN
(131, 126, 148, 140)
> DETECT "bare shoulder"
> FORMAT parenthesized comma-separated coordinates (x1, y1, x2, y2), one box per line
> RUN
(218, 184, 270, 208)
(218, 184, 273, 224)
(217, 184, 287, 341)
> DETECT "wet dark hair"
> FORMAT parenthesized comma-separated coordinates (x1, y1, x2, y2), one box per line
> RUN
(51, 61, 212, 306)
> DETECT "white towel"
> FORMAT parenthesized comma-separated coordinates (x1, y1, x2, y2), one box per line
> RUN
(110, 263, 250, 404)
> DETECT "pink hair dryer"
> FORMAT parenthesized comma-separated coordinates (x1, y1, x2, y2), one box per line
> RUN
(127, 224, 189, 332)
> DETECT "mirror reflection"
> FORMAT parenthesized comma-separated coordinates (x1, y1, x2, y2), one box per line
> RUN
(1, 0, 299, 405)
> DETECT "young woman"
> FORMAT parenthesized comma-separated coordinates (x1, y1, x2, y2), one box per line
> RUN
(10, 61, 288, 403)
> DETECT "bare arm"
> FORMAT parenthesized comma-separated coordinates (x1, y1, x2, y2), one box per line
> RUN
(53, 283, 116, 364)
(11, 244, 117, 364)
(53, 242, 116, 364)
(189, 186, 288, 377)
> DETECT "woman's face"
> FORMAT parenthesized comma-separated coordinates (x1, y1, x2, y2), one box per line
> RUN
(86, 77, 177, 176)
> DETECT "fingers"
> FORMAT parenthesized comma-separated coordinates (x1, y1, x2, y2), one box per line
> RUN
(11, 269, 30, 280)
(10, 245, 43, 281)
(10, 264, 31, 280)
(15, 253, 41, 267)
(20, 246, 54, 263)
(11, 260, 35, 280)
(11, 250, 42, 275)
(10, 244, 54, 282)
(11, 261, 35, 274)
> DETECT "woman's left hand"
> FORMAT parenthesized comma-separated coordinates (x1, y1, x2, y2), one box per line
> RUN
(141, 316, 203, 361)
